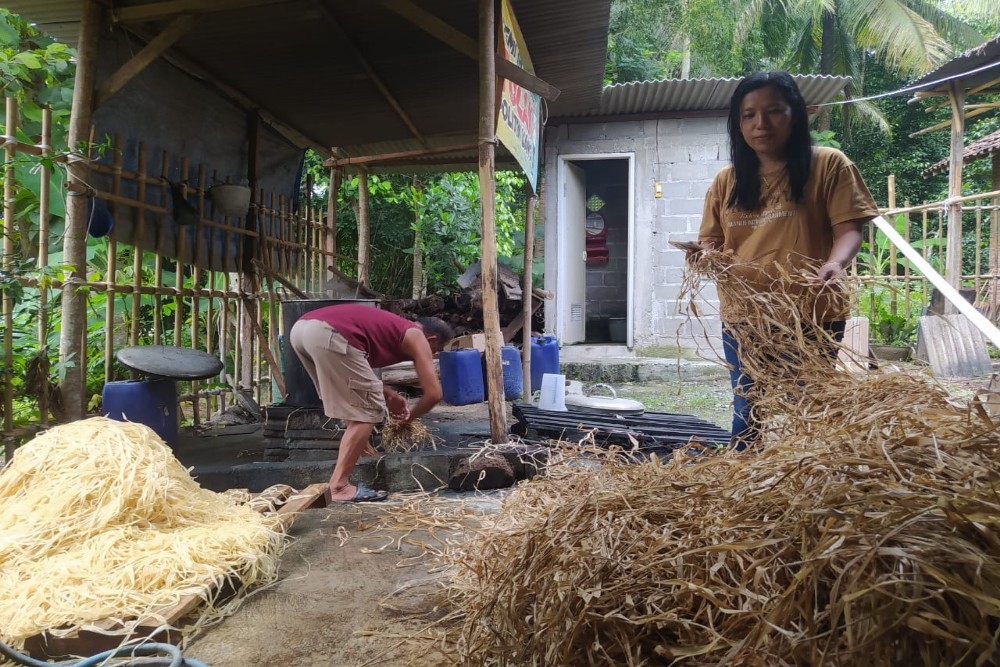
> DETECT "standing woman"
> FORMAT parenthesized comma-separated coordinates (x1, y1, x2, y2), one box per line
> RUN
(696, 71, 879, 449)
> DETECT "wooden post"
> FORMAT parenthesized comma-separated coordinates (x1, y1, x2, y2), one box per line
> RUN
(411, 178, 424, 299)
(357, 166, 370, 287)
(38, 108, 53, 426)
(240, 112, 261, 391)
(945, 82, 965, 308)
(521, 189, 536, 402)
(59, 0, 101, 420)
(479, 0, 506, 442)
(991, 153, 1000, 309)
(3, 98, 17, 444)
(326, 166, 341, 289)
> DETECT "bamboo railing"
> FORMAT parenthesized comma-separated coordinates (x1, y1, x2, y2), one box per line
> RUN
(0, 105, 341, 453)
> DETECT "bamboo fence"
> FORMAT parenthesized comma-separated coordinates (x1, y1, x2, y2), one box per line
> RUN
(0, 105, 344, 451)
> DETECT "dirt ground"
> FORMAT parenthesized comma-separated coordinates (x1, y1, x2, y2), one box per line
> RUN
(186, 497, 493, 667)
(184, 368, 997, 667)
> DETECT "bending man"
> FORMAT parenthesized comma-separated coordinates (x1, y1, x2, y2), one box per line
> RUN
(289, 304, 453, 502)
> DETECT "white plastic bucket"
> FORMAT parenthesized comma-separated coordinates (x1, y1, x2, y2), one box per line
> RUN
(538, 373, 567, 411)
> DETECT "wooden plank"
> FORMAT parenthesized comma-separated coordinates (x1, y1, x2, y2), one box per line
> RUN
(317, 4, 426, 145)
(124, 24, 331, 158)
(322, 142, 478, 167)
(94, 15, 197, 108)
(377, 0, 560, 102)
(116, 0, 294, 23)
(277, 483, 330, 530)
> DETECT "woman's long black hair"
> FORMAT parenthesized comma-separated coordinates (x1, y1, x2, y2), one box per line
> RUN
(726, 71, 812, 210)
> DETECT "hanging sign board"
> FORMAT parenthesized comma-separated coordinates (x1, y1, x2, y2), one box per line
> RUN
(496, 0, 541, 192)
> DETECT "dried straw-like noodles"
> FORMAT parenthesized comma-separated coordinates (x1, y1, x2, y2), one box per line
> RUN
(431, 254, 1000, 666)
(0, 417, 285, 653)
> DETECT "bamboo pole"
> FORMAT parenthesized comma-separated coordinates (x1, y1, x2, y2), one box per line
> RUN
(59, 0, 101, 419)
(174, 158, 192, 347)
(521, 190, 536, 402)
(38, 108, 52, 425)
(220, 271, 230, 412)
(479, 0, 506, 442)
(326, 166, 340, 285)
(191, 165, 206, 425)
(903, 200, 911, 319)
(104, 134, 123, 383)
(3, 98, 17, 444)
(976, 198, 983, 297)
(945, 82, 966, 305)
(993, 154, 1000, 310)
(357, 166, 370, 287)
(154, 152, 169, 345)
(130, 142, 147, 354)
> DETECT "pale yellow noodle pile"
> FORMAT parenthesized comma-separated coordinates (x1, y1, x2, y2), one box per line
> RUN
(0, 417, 285, 649)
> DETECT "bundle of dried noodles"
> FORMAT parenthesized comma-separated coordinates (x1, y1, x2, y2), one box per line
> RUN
(0, 417, 285, 652)
(430, 252, 1000, 665)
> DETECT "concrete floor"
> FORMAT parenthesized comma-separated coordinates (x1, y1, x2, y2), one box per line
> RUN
(186, 495, 501, 667)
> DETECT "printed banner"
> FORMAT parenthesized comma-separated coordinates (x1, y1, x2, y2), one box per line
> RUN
(497, 0, 540, 192)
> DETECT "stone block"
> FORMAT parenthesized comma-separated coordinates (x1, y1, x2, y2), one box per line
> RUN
(682, 117, 727, 135)
(668, 198, 706, 215)
(689, 145, 722, 161)
(566, 123, 607, 141)
(603, 121, 642, 139)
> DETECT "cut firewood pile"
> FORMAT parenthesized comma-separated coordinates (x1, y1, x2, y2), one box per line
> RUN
(380, 262, 550, 341)
(362, 251, 1000, 665)
(0, 417, 323, 663)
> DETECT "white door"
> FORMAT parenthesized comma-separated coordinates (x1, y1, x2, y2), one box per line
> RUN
(559, 161, 587, 344)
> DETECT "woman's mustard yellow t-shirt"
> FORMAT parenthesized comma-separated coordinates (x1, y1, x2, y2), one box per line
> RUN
(698, 146, 879, 322)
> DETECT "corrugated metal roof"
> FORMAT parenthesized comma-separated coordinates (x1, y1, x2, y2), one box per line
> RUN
(557, 74, 851, 119)
(6, 0, 80, 44)
(5, 0, 611, 160)
(923, 129, 1000, 176)
(909, 33, 1000, 94)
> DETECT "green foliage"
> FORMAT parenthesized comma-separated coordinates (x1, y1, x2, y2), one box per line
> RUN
(810, 129, 841, 149)
(300, 151, 532, 297)
(857, 283, 923, 345)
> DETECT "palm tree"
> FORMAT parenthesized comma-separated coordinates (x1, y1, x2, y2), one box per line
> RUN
(735, 0, 998, 133)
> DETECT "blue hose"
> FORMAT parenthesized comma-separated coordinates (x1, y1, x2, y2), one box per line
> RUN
(0, 640, 209, 667)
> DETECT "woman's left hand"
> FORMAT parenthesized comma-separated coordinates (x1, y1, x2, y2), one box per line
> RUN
(813, 261, 844, 288)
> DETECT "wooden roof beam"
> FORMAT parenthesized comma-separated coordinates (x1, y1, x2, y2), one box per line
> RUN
(316, 1, 427, 147)
(125, 24, 332, 158)
(95, 15, 197, 109)
(909, 103, 999, 137)
(114, 0, 298, 23)
(376, 0, 561, 102)
(323, 142, 478, 167)
(921, 75, 1000, 112)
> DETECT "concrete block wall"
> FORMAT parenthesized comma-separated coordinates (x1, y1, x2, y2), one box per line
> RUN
(543, 116, 729, 353)
(643, 117, 727, 351)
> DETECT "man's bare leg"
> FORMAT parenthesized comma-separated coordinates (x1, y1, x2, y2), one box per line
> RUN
(328, 419, 376, 501)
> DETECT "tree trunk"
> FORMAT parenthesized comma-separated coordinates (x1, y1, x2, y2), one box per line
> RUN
(479, 0, 506, 443)
(817, 9, 836, 132)
(58, 1, 101, 420)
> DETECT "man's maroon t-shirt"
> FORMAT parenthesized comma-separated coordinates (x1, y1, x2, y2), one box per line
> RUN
(299, 304, 418, 368)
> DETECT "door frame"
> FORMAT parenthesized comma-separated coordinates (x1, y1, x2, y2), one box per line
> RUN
(555, 153, 636, 347)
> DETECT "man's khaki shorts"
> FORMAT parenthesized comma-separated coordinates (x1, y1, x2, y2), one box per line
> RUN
(289, 319, 386, 424)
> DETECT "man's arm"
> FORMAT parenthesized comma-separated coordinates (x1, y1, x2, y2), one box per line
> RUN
(399, 328, 443, 421)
